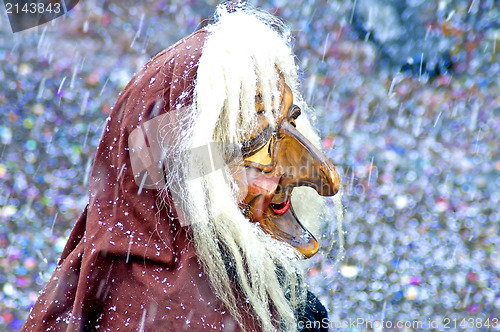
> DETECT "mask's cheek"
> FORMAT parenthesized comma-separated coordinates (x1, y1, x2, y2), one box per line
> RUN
(229, 166, 281, 217)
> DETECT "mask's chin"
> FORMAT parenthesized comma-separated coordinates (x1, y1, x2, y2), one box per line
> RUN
(266, 204, 319, 259)
(246, 190, 319, 259)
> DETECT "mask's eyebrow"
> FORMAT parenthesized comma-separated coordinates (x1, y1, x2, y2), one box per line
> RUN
(287, 104, 301, 120)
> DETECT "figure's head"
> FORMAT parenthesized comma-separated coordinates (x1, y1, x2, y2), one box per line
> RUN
(129, 4, 340, 331)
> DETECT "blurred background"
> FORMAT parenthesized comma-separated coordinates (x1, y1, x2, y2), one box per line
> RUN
(1, 0, 499, 330)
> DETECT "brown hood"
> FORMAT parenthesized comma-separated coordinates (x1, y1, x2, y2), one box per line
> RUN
(22, 29, 256, 331)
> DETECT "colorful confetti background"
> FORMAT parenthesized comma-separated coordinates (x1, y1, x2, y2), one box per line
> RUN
(1, 1, 499, 331)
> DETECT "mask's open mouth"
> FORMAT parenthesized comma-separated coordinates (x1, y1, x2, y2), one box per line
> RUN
(270, 198, 290, 215)
(263, 195, 319, 258)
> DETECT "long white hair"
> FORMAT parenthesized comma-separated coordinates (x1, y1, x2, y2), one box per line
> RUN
(162, 6, 326, 331)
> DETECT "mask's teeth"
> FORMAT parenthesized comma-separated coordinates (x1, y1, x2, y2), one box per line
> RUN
(270, 198, 290, 215)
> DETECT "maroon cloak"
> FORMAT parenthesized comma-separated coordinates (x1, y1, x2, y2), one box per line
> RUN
(22, 29, 257, 331)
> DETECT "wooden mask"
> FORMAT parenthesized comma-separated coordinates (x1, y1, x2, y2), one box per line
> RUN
(231, 79, 340, 258)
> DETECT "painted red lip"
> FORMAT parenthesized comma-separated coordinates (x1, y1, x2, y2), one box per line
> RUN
(270, 198, 290, 215)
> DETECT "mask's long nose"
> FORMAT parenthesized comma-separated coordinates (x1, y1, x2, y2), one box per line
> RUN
(276, 122, 339, 196)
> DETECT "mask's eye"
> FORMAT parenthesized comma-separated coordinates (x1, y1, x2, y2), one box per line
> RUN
(268, 135, 273, 155)
(241, 125, 273, 158)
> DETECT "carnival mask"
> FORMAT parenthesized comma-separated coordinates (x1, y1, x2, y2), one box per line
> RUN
(231, 79, 340, 258)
